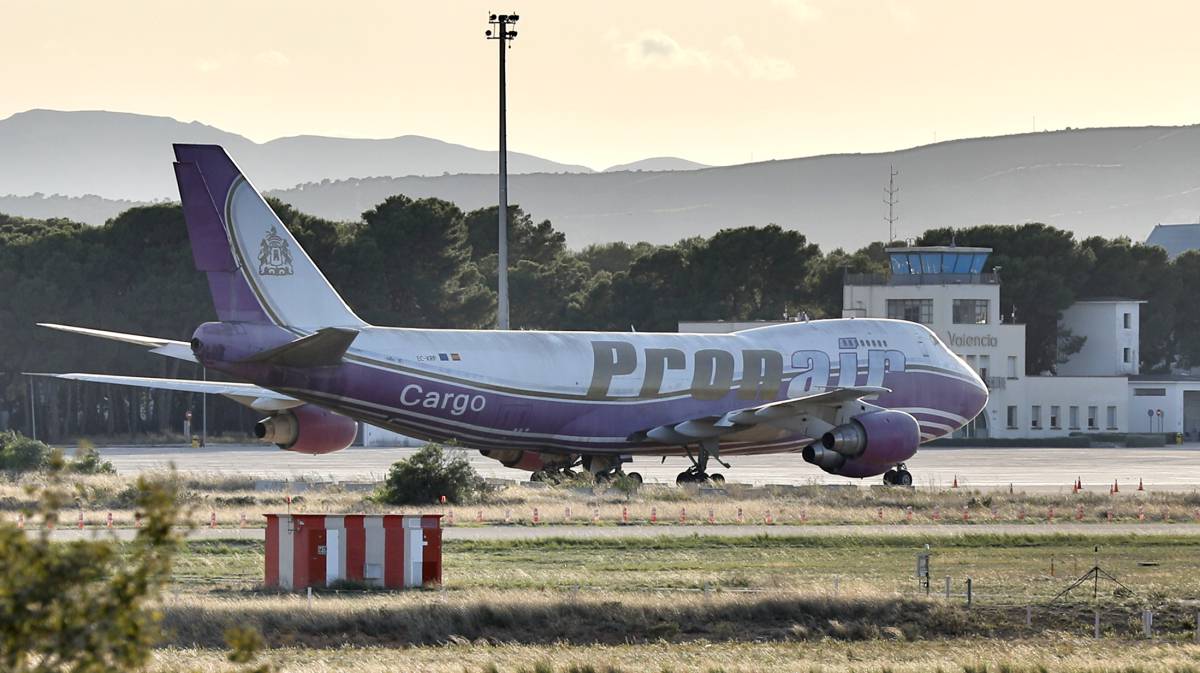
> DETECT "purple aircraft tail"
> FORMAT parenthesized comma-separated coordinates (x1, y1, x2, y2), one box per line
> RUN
(173, 145, 364, 329)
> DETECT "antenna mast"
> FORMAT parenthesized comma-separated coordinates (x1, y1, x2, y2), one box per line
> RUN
(884, 165, 900, 243)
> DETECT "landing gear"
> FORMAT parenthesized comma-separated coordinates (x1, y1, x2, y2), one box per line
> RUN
(584, 454, 641, 487)
(883, 464, 913, 486)
(676, 439, 731, 485)
(530, 463, 583, 484)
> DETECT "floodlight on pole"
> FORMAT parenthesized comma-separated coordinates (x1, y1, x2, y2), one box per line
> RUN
(486, 11, 520, 330)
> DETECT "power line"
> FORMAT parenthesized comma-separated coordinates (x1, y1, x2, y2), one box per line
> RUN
(486, 12, 520, 330)
(884, 165, 900, 243)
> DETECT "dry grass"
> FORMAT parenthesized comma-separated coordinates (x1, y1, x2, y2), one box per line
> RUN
(149, 637, 1200, 673)
(156, 589, 1200, 650)
(3, 473, 1200, 530)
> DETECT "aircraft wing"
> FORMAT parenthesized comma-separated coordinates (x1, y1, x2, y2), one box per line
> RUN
(39, 323, 196, 363)
(28, 373, 303, 410)
(644, 386, 889, 444)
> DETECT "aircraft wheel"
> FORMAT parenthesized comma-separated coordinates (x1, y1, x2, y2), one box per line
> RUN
(676, 471, 702, 485)
(530, 471, 548, 483)
(626, 471, 644, 486)
(883, 469, 898, 485)
(894, 469, 913, 487)
(593, 471, 613, 484)
(709, 473, 726, 486)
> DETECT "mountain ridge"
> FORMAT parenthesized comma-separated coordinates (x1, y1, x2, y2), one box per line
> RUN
(0, 109, 596, 200)
(2, 109, 1199, 250)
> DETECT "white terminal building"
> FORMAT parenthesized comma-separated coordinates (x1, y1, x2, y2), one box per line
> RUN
(683, 246, 1200, 440)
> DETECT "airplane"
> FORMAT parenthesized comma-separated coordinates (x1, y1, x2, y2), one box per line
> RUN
(35, 144, 988, 486)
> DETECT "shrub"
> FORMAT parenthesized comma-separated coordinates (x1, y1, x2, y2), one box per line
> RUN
(377, 444, 491, 505)
(0, 431, 50, 471)
(68, 443, 115, 474)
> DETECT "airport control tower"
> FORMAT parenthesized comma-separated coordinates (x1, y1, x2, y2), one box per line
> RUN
(842, 246, 1140, 439)
(842, 247, 1023, 438)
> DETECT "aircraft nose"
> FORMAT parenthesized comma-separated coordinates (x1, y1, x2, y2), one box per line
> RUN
(957, 357, 990, 420)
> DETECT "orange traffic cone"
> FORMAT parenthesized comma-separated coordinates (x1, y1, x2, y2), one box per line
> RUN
(952, 475, 959, 488)
(1113, 479, 1119, 493)
(1138, 478, 1144, 491)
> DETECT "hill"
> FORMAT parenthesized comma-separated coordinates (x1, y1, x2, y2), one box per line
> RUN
(603, 157, 710, 172)
(267, 125, 1200, 249)
(0, 109, 592, 200)
(3, 111, 1199, 250)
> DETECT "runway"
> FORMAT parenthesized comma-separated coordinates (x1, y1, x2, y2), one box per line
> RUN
(43, 522, 1200, 543)
(91, 442, 1200, 491)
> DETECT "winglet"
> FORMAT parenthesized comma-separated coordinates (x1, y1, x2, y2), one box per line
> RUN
(239, 327, 359, 367)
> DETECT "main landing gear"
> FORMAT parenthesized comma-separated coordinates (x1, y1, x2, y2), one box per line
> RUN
(583, 455, 643, 486)
(676, 438, 730, 486)
(883, 464, 913, 486)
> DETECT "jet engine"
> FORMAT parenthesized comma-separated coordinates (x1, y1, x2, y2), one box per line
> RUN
(802, 410, 920, 477)
(479, 449, 577, 473)
(254, 404, 357, 455)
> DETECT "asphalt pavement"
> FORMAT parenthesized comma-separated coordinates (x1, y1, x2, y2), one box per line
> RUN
(90, 442, 1200, 491)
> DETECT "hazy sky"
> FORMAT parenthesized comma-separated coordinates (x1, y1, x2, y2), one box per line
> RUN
(3, 0, 1198, 169)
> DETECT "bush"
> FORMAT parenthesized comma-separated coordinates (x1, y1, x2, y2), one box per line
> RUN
(68, 443, 115, 474)
(0, 431, 50, 471)
(377, 444, 490, 505)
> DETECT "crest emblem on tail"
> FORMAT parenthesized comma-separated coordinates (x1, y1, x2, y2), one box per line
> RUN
(257, 225, 294, 276)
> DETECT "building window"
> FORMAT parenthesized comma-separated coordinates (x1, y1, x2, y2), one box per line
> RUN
(1123, 312, 1132, 329)
(952, 299, 989, 324)
(1007, 356, 1018, 379)
(1134, 388, 1166, 397)
(1050, 406, 1060, 429)
(1106, 405, 1117, 429)
(1007, 405, 1018, 429)
(1031, 405, 1041, 430)
(978, 355, 990, 380)
(1123, 348, 1131, 363)
(887, 299, 933, 325)
(1088, 406, 1098, 430)
(1069, 406, 1080, 430)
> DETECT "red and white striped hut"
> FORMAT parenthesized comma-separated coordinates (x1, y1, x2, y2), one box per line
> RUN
(264, 514, 442, 590)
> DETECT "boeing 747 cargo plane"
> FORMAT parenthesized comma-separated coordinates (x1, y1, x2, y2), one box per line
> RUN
(36, 145, 987, 485)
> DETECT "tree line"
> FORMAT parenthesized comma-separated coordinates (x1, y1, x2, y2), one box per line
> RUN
(2, 197, 1197, 443)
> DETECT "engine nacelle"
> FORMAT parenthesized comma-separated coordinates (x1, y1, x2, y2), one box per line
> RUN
(804, 410, 921, 477)
(254, 405, 357, 455)
(479, 449, 576, 473)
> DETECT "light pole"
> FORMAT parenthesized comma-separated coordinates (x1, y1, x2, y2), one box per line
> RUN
(27, 376, 36, 441)
(486, 12, 519, 330)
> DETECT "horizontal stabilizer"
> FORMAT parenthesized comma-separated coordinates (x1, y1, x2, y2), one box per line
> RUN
(38, 323, 196, 363)
(26, 372, 299, 406)
(29, 372, 302, 412)
(240, 327, 358, 368)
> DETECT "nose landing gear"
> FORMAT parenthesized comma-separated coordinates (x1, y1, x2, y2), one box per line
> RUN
(883, 464, 913, 486)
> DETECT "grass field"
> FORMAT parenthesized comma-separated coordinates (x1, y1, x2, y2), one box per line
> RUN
(173, 533, 1200, 603)
(150, 640, 1200, 673)
(15, 471, 1200, 671)
(153, 530, 1200, 671)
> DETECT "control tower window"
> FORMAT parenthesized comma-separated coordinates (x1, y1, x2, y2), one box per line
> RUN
(887, 299, 933, 325)
(953, 299, 989, 325)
